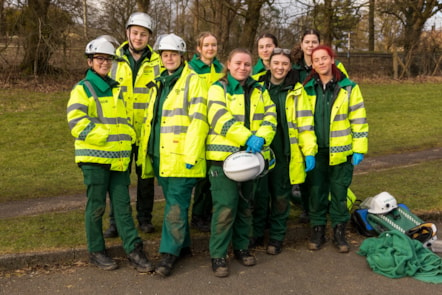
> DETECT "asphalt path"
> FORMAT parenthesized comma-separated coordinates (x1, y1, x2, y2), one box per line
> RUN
(1, 236, 442, 295)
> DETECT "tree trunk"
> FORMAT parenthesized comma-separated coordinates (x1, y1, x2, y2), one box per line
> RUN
(239, 0, 266, 49)
(20, 0, 52, 75)
(368, 0, 375, 51)
(82, 0, 88, 39)
(137, 0, 151, 12)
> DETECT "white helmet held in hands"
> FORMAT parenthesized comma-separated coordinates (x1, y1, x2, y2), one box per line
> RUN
(367, 191, 398, 214)
(126, 12, 153, 33)
(85, 38, 116, 57)
(153, 33, 186, 53)
(223, 151, 266, 182)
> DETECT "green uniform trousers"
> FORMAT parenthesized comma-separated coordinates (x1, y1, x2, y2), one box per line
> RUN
(307, 148, 353, 228)
(153, 157, 197, 256)
(267, 155, 291, 241)
(81, 165, 141, 254)
(252, 155, 291, 242)
(252, 174, 269, 240)
(208, 165, 255, 258)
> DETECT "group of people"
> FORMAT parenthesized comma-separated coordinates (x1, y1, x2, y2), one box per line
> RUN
(66, 11, 368, 279)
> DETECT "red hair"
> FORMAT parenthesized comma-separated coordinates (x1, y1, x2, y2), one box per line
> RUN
(303, 45, 341, 85)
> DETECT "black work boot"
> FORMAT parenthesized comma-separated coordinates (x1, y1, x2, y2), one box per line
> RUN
(103, 223, 118, 238)
(333, 223, 350, 253)
(155, 253, 178, 277)
(308, 225, 326, 250)
(233, 249, 256, 266)
(127, 242, 155, 273)
(89, 251, 118, 271)
(212, 257, 229, 278)
(266, 239, 283, 255)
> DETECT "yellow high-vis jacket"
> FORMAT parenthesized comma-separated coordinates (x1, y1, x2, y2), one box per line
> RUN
(206, 74, 277, 161)
(137, 63, 209, 178)
(110, 42, 162, 145)
(67, 69, 136, 171)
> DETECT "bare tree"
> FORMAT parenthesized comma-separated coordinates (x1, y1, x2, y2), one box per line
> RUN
(238, 0, 269, 49)
(310, 0, 362, 49)
(137, 0, 151, 12)
(378, 0, 442, 77)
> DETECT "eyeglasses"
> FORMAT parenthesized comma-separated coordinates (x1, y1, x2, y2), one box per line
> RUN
(273, 48, 291, 55)
(93, 56, 114, 64)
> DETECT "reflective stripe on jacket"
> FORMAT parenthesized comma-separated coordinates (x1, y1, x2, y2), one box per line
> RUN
(304, 77, 368, 165)
(67, 69, 136, 171)
(109, 42, 162, 145)
(137, 63, 209, 178)
(206, 74, 277, 161)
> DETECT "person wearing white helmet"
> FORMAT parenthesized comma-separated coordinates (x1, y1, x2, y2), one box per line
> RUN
(104, 11, 162, 238)
(205, 48, 276, 277)
(67, 38, 154, 273)
(137, 33, 209, 277)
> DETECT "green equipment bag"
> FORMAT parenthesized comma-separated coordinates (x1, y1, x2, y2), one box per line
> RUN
(366, 205, 438, 248)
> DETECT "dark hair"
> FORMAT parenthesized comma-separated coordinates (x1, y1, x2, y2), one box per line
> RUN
(292, 29, 321, 64)
(256, 33, 278, 47)
(303, 45, 341, 84)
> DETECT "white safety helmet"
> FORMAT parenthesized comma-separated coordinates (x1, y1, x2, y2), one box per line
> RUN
(126, 12, 153, 33)
(223, 151, 265, 182)
(85, 38, 116, 57)
(95, 35, 120, 48)
(153, 33, 186, 54)
(367, 192, 398, 214)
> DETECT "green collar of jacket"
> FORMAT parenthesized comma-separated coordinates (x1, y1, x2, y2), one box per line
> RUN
(224, 73, 263, 95)
(303, 72, 354, 95)
(83, 69, 118, 95)
(188, 54, 223, 74)
(252, 58, 266, 75)
(157, 63, 185, 85)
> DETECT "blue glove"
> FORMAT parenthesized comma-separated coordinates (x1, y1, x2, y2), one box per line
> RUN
(305, 155, 315, 172)
(185, 163, 194, 169)
(352, 153, 364, 166)
(246, 135, 264, 154)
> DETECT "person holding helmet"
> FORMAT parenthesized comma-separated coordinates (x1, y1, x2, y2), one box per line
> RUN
(137, 33, 209, 277)
(104, 12, 162, 238)
(206, 48, 276, 277)
(66, 38, 154, 272)
(188, 32, 225, 233)
(250, 48, 317, 255)
(303, 45, 368, 253)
